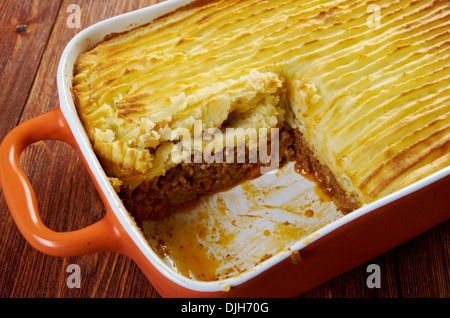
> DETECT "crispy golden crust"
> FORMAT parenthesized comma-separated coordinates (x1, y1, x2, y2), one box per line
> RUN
(73, 0, 450, 204)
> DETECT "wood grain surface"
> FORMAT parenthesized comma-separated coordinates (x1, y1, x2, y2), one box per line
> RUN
(0, 0, 448, 298)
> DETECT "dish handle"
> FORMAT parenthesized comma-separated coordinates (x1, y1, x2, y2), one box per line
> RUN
(0, 108, 121, 257)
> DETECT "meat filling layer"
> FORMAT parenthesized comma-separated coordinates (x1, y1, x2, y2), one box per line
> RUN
(120, 127, 361, 224)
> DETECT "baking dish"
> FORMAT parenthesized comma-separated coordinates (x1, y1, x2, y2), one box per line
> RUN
(0, 0, 449, 298)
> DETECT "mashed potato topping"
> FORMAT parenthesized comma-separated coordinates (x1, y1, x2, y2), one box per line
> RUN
(73, 0, 450, 207)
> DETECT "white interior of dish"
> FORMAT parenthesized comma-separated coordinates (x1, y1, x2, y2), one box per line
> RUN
(141, 161, 345, 281)
(56, 0, 450, 293)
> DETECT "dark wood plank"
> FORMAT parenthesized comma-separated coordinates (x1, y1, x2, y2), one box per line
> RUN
(396, 221, 450, 298)
(0, 0, 62, 140)
(0, 0, 448, 299)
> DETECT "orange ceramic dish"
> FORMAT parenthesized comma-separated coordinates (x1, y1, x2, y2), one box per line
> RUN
(0, 0, 449, 297)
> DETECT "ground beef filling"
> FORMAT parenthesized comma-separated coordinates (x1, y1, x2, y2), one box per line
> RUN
(120, 127, 361, 224)
(287, 129, 361, 213)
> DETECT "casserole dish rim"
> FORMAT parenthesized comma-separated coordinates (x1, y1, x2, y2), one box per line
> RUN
(56, 0, 450, 293)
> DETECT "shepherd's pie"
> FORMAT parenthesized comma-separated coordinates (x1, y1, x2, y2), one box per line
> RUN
(73, 0, 450, 223)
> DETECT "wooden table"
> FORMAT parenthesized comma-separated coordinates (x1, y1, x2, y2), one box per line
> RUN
(0, 0, 448, 298)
